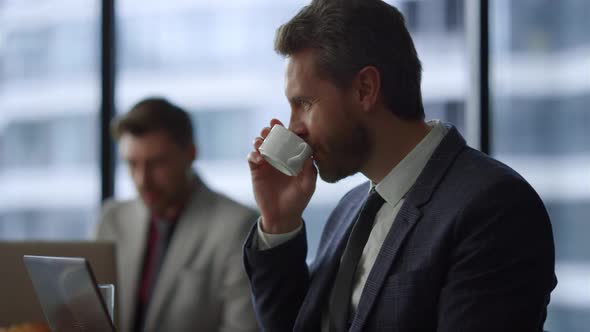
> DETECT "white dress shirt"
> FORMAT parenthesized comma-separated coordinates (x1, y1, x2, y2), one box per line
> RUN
(256, 120, 449, 328)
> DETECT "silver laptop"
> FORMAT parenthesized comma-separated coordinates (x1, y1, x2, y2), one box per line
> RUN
(23, 255, 116, 332)
(0, 241, 116, 327)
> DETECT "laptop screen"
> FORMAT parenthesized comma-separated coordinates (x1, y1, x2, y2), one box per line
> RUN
(23, 255, 116, 332)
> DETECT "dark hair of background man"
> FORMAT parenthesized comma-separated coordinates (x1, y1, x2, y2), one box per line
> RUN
(111, 97, 194, 147)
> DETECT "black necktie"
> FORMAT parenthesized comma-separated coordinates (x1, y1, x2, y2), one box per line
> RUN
(329, 189, 385, 332)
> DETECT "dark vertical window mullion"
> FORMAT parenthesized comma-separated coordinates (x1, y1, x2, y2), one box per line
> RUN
(479, 0, 490, 154)
(100, 0, 116, 202)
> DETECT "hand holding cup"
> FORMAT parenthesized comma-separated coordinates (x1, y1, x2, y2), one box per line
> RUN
(248, 119, 317, 234)
(258, 124, 313, 176)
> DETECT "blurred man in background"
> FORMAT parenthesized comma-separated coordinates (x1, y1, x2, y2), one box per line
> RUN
(97, 97, 258, 332)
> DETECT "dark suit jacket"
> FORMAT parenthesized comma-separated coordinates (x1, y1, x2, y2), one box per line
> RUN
(243, 125, 557, 332)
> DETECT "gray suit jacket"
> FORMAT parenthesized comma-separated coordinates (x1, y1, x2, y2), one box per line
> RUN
(97, 176, 259, 332)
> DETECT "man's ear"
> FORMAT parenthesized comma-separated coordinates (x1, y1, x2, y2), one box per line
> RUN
(355, 66, 381, 113)
(187, 144, 197, 163)
(185, 144, 197, 178)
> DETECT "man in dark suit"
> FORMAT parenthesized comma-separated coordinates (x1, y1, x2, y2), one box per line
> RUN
(244, 0, 557, 331)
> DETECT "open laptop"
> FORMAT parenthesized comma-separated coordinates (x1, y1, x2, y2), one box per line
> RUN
(23, 255, 116, 332)
(0, 242, 116, 327)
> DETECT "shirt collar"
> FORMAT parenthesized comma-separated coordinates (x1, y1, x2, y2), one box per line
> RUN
(371, 120, 449, 207)
(151, 203, 184, 224)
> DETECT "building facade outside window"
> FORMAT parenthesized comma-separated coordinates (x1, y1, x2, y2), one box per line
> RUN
(0, 0, 100, 240)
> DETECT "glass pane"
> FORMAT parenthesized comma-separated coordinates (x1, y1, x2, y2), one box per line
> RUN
(0, 0, 101, 239)
(115, 0, 467, 259)
(394, 0, 469, 135)
(491, 0, 590, 330)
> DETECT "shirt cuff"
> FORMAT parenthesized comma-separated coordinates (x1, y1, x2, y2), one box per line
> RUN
(256, 217, 303, 250)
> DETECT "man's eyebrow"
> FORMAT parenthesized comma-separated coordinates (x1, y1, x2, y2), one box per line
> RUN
(289, 95, 313, 104)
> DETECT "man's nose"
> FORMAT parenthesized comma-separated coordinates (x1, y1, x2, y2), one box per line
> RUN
(134, 166, 151, 187)
(289, 114, 308, 141)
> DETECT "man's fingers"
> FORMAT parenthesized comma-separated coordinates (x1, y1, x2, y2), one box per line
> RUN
(304, 158, 317, 177)
(270, 118, 284, 128)
(261, 119, 285, 139)
(247, 151, 265, 169)
(253, 137, 264, 150)
(298, 158, 318, 189)
(260, 127, 271, 138)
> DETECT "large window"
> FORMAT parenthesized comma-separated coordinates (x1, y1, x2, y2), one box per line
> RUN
(397, 0, 468, 136)
(491, 0, 590, 330)
(1, 1, 587, 329)
(113, 0, 309, 203)
(0, 0, 100, 239)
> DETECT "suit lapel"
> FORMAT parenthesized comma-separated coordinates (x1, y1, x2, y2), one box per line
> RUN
(119, 201, 149, 332)
(144, 179, 217, 330)
(350, 204, 422, 331)
(349, 125, 467, 331)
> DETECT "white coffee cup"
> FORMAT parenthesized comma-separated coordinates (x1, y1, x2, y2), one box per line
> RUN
(259, 124, 313, 176)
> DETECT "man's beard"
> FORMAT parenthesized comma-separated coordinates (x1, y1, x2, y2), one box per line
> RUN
(316, 124, 370, 183)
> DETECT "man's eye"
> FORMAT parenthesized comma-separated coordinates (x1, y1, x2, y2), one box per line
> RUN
(153, 159, 167, 166)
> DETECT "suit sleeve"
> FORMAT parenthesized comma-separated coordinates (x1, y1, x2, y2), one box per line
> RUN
(243, 221, 310, 332)
(437, 178, 557, 331)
